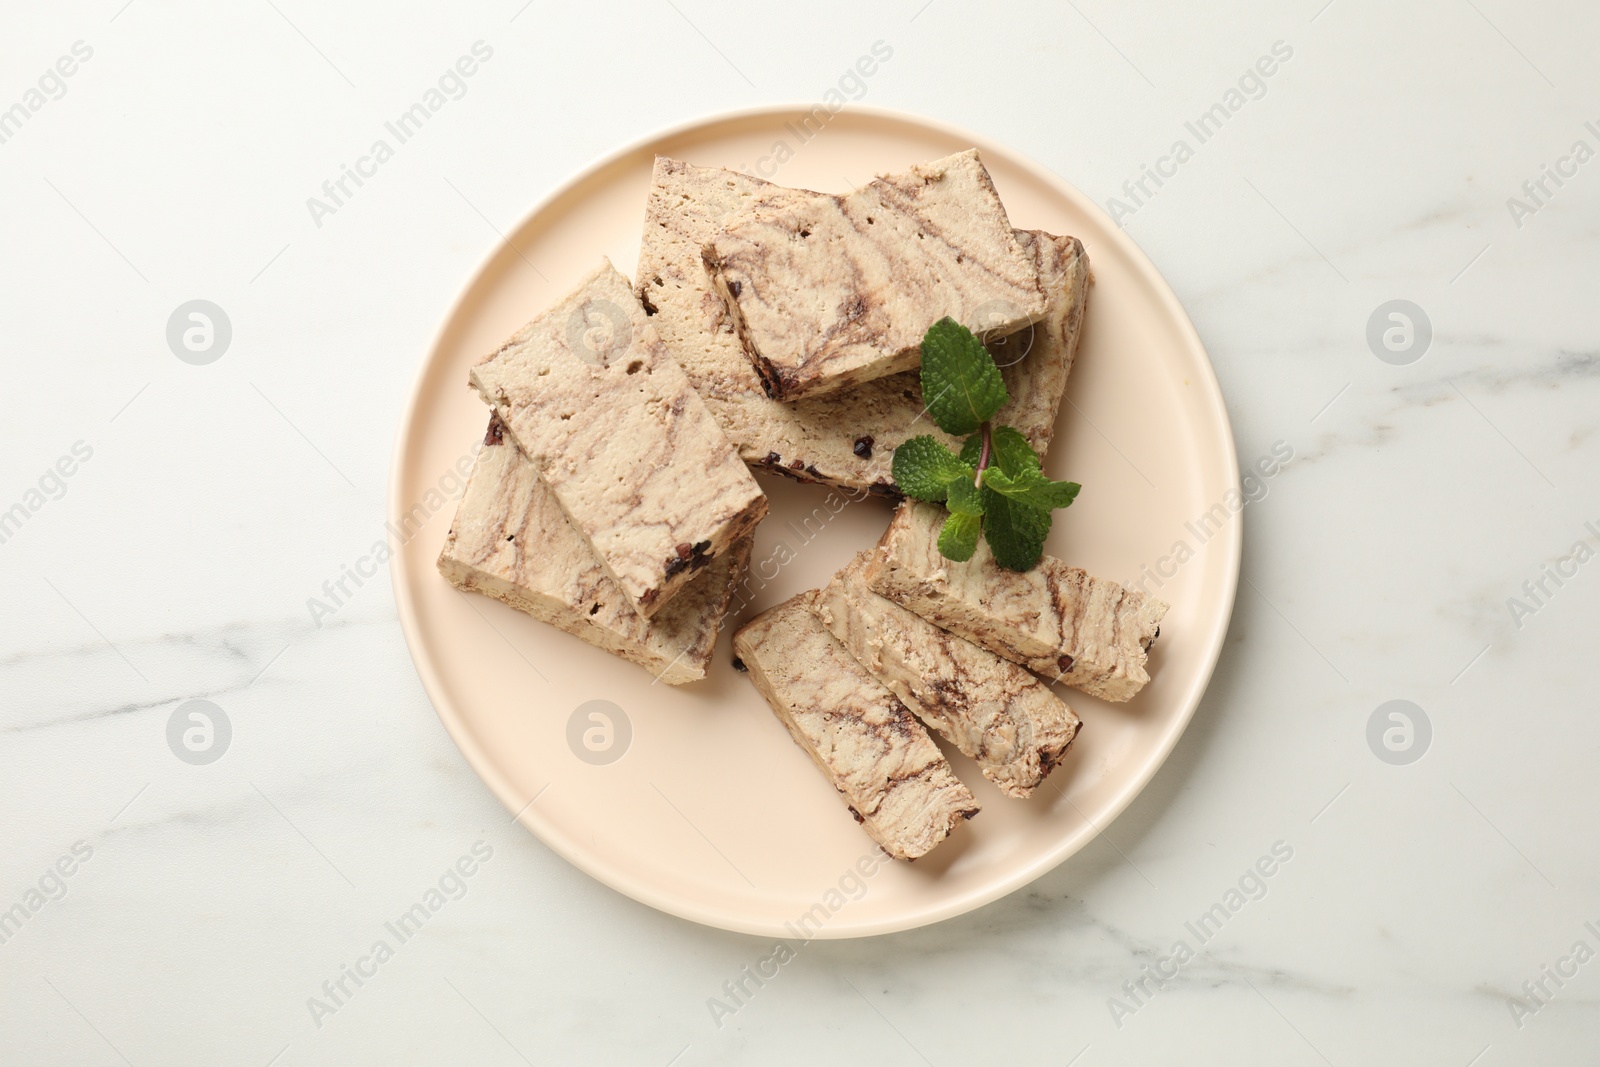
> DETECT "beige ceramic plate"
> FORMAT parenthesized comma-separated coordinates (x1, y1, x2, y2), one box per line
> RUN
(391, 106, 1239, 938)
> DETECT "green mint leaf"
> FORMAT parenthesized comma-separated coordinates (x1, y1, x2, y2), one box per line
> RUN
(983, 468, 1082, 511)
(981, 491, 1053, 571)
(920, 318, 1008, 437)
(959, 425, 1039, 477)
(946, 475, 985, 517)
(937, 511, 981, 561)
(891, 435, 974, 502)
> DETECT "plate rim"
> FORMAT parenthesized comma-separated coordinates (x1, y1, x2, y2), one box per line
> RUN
(389, 103, 1241, 939)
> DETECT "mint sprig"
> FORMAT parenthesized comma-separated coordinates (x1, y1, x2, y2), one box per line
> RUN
(889, 318, 1082, 571)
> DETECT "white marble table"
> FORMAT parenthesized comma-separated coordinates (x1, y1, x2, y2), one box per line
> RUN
(3, 1, 1597, 1063)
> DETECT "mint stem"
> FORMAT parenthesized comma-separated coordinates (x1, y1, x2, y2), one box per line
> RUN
(974, 421, 992, 486)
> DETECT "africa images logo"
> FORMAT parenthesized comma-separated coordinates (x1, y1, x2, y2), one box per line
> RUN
(567, 701, 631, 765)
(167, 700, 232, 766)
(166, 300, 232, 365)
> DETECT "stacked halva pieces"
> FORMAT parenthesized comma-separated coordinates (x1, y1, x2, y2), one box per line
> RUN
(637, 156, 1090, 496)
(734, 591, 979, 861)
(470, 260, 766, 616)
(439, 260, 765, 684)
(438, 415, 752, 685)
(816, 552, 1080, 800)
(732, 497, 1166, 857)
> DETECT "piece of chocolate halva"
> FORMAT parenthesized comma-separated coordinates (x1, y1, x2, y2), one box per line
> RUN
(703, 150, 1048, 401)
(866, 502, 1168, 702)
(470, 259, 766, 617)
